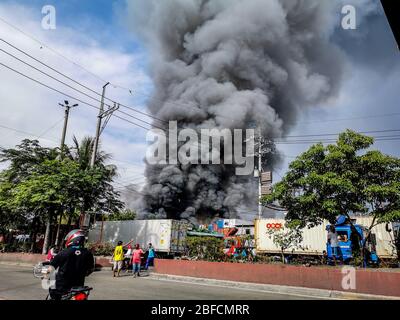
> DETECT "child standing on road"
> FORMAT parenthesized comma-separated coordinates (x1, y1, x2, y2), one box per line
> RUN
(132, 244, 144, 277)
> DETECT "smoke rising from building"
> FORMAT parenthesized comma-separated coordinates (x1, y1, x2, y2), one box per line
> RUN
(126, 0, 345, 222)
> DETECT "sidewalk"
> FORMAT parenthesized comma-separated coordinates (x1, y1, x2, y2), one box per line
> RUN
(149, 273, 400, 300)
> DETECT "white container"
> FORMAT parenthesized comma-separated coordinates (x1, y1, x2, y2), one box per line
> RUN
(88, 219, 188, 254)
(255, 219, 327, 255)
(353, 217, 397, 259)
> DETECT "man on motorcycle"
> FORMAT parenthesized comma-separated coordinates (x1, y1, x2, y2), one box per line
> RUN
(48, 229, 94, 300)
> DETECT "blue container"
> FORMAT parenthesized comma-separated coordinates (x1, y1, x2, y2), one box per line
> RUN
(217, 219, 224, 229)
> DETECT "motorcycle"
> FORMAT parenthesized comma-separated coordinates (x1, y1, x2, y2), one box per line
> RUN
(33, 261, 93, 300)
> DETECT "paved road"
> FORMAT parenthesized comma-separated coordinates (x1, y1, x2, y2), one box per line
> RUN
(0, 264, 319, 300)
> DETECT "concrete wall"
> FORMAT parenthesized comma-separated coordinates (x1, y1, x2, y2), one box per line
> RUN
(0, 253, 46, 264)
(154, 259, 400, 297)
(0, 253, 112, 269)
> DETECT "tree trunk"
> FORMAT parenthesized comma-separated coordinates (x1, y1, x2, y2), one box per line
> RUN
(67, 214, 72, 229)
(30, 217, 38, 253)
(42, 211, 53, 255)
(361, 215, 377, 268)
(281, 249, 285, 264)
(54, 210, 63, 247)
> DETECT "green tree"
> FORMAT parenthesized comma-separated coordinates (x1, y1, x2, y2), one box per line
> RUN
(67, 136, 121, 213)
(107, 209, 136, 221)
(266, 221, 303, 264)
(263, 130, 400, 259)
(0, 138, 124, 253)
(0, 140, 58, 251)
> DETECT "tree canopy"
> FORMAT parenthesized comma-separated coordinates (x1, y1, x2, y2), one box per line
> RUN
(0, 138, 126, 251)
(263, 130, 400, 231)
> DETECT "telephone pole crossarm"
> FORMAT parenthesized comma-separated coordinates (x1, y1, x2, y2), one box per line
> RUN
(100, 103, 119, 135)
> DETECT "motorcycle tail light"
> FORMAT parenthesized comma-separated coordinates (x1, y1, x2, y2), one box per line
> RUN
(72, 293, 87, 300)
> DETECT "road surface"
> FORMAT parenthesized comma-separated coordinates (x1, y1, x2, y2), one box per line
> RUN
(0, 264, 320, 300)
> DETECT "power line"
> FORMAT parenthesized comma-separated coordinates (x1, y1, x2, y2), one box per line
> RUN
(0, 16, 110, 85)
(0, 15, 233, 121)
(289, 112, 400, 126)
(275, 137, 400, 145)
(0, 16, 187, 116)
(0, 61, 154, 132)
(117, 177, 147, 186)
(2, 17, 399, 130)
(117, 173, 146, 181)
(37, 117, 64, 139)
(0, 37, 167, 126)
(113, 181, 146, 196)
(0, 47, 164, 130)
(0, 123, 59, 144)
(276, 129, 400, 140)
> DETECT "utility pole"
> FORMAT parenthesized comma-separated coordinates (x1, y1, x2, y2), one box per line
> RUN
(258, 128, 262, 220)
(91, 82, 110, 167)
(59, 100, 78, 158)
(251, 125, 272, 220)
(50, 101, 78, 250)
(86, 82, 118, 233)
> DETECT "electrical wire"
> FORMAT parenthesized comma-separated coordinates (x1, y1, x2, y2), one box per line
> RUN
(0, 61, 155, 132)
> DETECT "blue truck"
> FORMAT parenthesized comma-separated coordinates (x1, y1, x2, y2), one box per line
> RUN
(326, 216, 380, 265)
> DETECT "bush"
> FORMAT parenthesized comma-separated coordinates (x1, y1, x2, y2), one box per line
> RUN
(87, 242, 114, 256)
(185, 236, 225, 261)
(0, 241, 32, 253)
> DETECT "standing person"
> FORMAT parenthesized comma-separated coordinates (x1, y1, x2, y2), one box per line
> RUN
(327, 225, 339, 265)
(145, 243, 155, 270)
(131, 244, 144, 278)
(46, 246, 58, 262)
(112, 239, 133, 277)
(350, 225, 361, 259)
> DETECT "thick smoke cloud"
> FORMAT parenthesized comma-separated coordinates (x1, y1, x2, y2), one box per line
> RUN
(126, 0, 345, 222)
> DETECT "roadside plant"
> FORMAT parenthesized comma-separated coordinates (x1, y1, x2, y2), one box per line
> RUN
(266, 220, 303, 264)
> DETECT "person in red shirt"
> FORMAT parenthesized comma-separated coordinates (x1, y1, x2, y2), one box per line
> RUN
(46, 246, 57, 262)
(131, 244, 144, 278)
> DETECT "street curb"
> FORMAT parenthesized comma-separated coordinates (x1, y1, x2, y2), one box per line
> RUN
(0, 261, 35, 268)
(2, 262, 398, 300)
(148, 273, 400, 300)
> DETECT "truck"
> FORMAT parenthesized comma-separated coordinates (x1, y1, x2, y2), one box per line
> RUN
(255, 216, 400, 262)
(88, 219, 188, 255)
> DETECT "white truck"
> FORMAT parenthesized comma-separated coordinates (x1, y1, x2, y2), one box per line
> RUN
(255, 217, 399, 259)
(88, 219, 188, 255)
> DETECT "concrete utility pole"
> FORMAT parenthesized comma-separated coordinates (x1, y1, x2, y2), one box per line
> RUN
(59, 100, 78, 158)
(91, 82, 110, 167)
(258, 128, 262, 220)
(50, 101, 78, 249)
(252, 126, 273, 220)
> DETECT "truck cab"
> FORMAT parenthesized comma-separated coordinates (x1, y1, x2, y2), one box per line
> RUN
(326, 216, 379, 265)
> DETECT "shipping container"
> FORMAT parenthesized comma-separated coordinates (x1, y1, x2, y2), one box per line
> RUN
(354, 217, 398, 259)
(88, 219, 188, 254)
(255, 217, 398, 259)
(255, 218, 327, 255)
